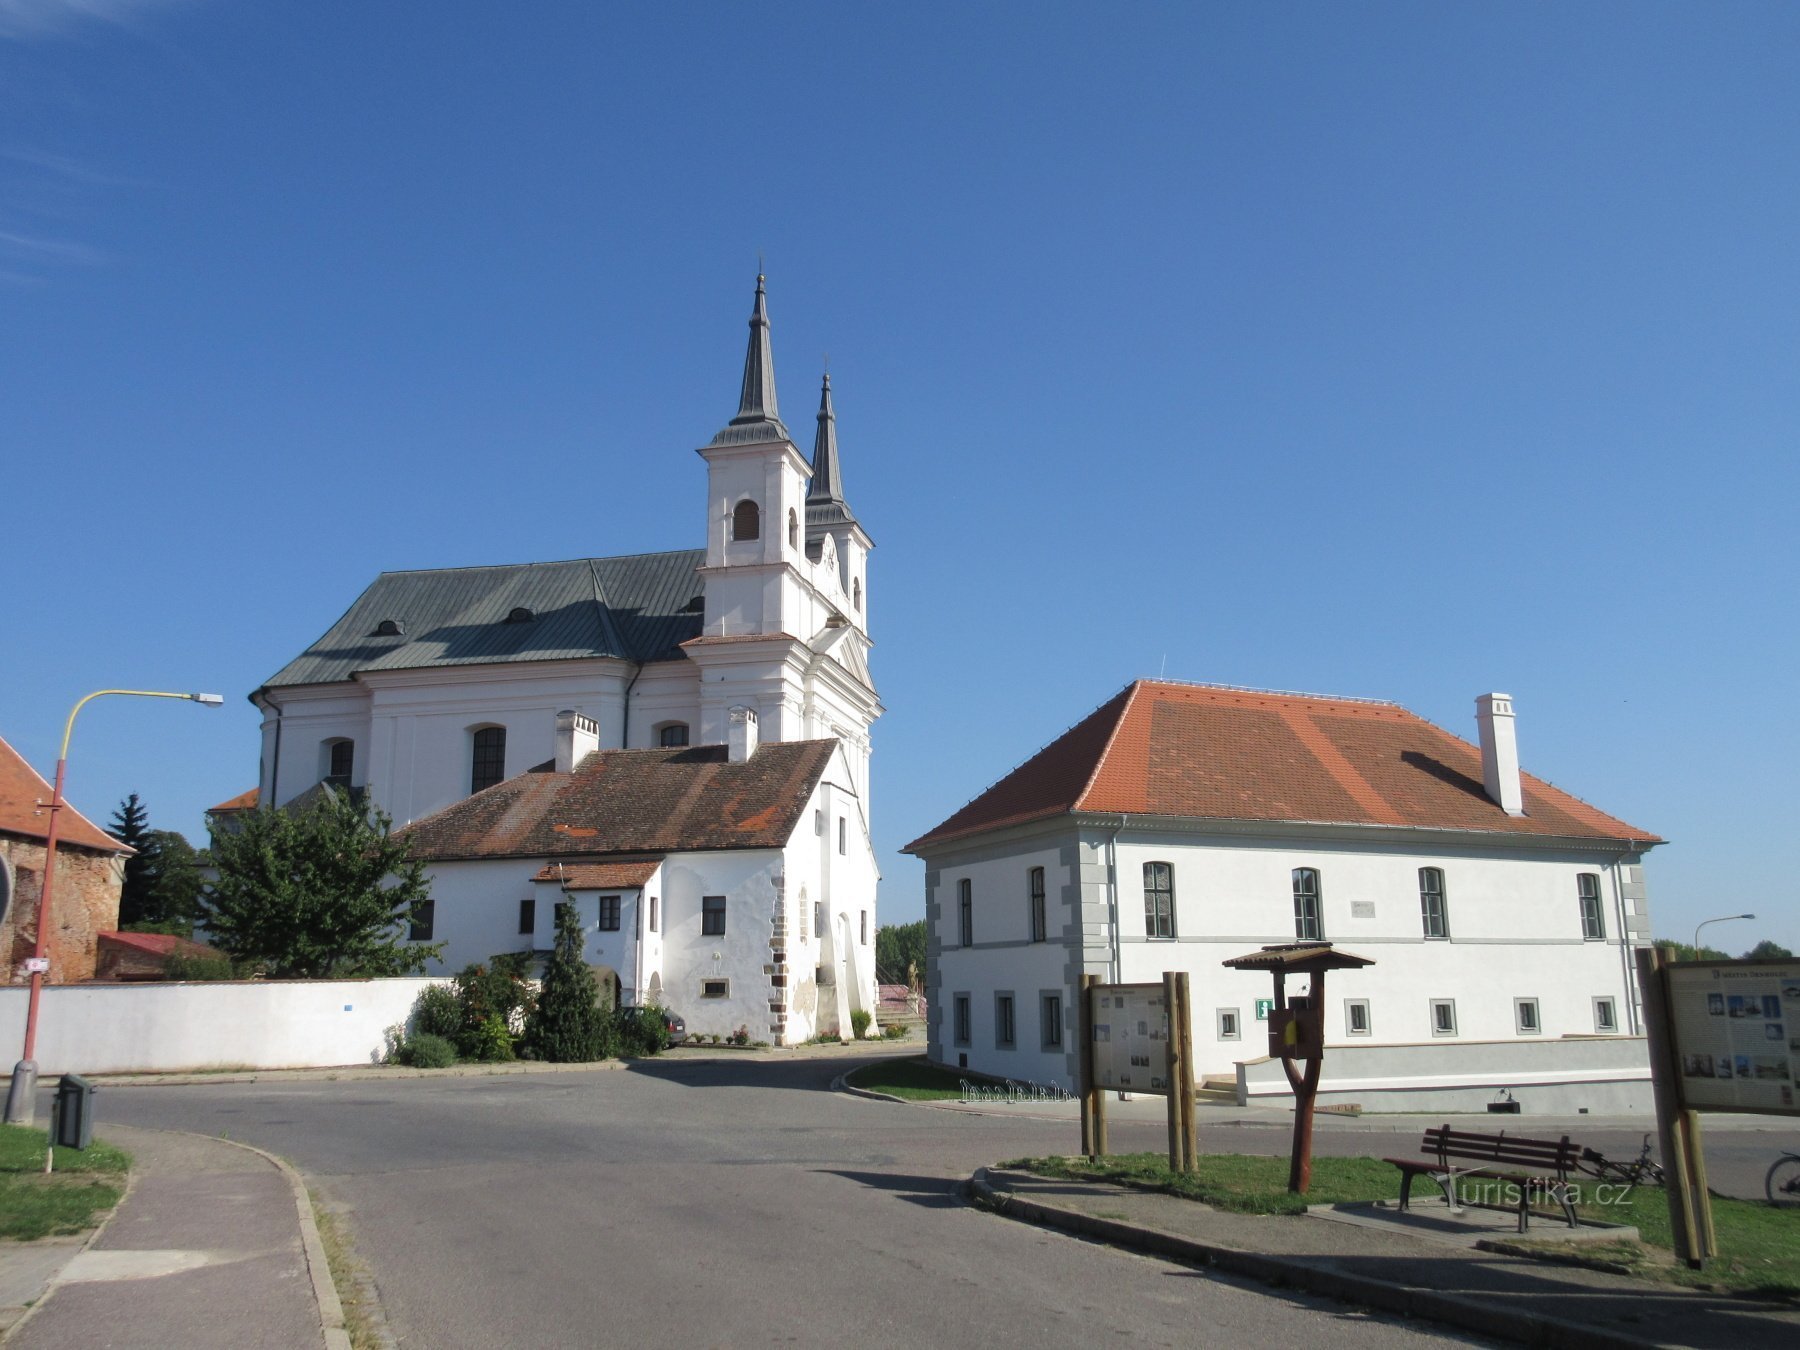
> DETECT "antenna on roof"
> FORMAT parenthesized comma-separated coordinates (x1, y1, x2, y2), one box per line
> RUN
(1159, 654, 1167, 679)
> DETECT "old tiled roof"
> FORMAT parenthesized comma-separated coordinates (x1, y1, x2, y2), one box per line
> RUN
(531, 858, 663, 889)
(261, 551, 705, 690)
(98, 931, 220, 959)
(402, 741, 836, 862)
(904, 681, 1661, 852)
(209, 788, 259, 813)
(0, 735, 128, 854)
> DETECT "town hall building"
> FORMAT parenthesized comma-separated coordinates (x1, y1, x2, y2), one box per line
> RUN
(225, 276, 882, 1043)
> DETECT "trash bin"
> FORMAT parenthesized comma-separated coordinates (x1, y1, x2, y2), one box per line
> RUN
(50, 1074, 95, 1151)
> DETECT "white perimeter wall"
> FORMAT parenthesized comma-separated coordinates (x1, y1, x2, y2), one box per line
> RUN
(0, 979, 443, 1074)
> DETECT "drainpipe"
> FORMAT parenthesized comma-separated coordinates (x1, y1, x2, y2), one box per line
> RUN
(620, 662, 643, 748)
(1103, 816, 1127, 984)
(1612, 848, 1640, 1034)
(255, 692, 282, 809)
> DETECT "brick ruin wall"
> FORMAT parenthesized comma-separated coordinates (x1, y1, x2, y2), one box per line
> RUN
(0, 835, 123, 984)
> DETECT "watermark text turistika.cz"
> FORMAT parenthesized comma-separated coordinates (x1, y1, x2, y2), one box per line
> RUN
(960, 1079, 1073, 1104)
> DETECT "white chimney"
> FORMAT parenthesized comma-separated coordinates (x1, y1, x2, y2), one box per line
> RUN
(1474, 693, 1524, 816)
(727, 705, 759, 763)
(554, 709, 600, 773)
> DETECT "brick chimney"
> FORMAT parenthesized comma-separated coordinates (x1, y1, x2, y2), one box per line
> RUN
(727, 706, 759, 763)
(1474, 693, 1524, 816)
(555, 710, 600, 773)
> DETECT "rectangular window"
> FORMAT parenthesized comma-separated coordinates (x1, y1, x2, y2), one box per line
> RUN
(995, 993, 1015, 1049)
(471, 726, 506, 794)
(1515, 998, 1541, 1035)
(1041, 993, 1063, 1048)
(1293, 868, 1324, 941)
(702, 895, 726, 936)
(598, 896, 621, 932)
(1578, 873, 1605, 940)
(860, 910, 868, 945)
(1217, 1008, 1240, 1040)
(409, 900, 435, 942)
(1593, 997, 1618, 1033)
(1430, 998, 1457, 1037)
(958, 878, 973, 947)
(1143, 861, 1175, 939)
(838, 817, 847, 855)
(1028, 866, 1047, 943)
(1419, 867, 1448, 940)
(1345, 999, 1371, 1036)
(701, 979, 729, 999)
(518, 898, 535, 936)
(953, 993, 971, 1046)
(814, 900, 824, 940)
(649, 896, 658, 933)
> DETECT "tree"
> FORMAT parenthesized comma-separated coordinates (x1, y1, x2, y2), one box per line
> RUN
(875, 919, 926, 989)
(110, 795, 209, 932)
(201, 787, 441, 978)
(111, 793, 159, 925)
(523, 901, 612, 1062)
(1653, 939, 1729, 963)
(1745, 939, 1795, 960)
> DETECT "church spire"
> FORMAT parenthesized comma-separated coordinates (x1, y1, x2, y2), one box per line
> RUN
(708, 272, 793, 447)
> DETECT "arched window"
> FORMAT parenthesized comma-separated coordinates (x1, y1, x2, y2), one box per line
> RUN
(324, 739, 353, 788)
(852, 578, 862, 611)
(657, 722, 690, 748)
(731, 499, 760, 541)
(788, 508, 798, 548)
(471, 726, 507, 794)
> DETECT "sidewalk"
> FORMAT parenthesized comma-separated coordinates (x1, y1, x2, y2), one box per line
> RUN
(971, 1166, 1800, 1350)
(1, 1125, 345, 1349)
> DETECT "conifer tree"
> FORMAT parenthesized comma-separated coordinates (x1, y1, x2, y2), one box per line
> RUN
(111, 793, 162, 925)
(524, 900, 612, 1062)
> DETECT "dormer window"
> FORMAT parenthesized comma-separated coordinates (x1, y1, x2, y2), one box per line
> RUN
(505, 606, 535, 624)
(657, 722, 690, 748)
(373, 619, 403, 637)
(731, 499, 760, 541)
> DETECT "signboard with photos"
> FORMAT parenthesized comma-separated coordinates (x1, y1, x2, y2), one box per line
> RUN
(1089, 982, 1170, 1093)
(1667, 958, 1800, 1116)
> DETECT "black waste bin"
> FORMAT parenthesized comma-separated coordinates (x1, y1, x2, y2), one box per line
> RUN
(50, 1074, 95, 1151)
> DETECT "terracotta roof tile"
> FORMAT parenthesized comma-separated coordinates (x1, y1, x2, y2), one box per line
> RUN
(402, 741, 836, 862)
(209, 788, 259, 813)
(905, 681, 1660, 852)
(97, 931, 221, 959)
(0, 735, 128, 854)
(530, 858, 663, 889)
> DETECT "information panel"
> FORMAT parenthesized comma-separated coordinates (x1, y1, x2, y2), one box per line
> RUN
(1090, 982, 1169, 1093)
(1666, 958, 1800, 1116)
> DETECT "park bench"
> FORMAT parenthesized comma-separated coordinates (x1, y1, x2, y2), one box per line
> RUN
(1383, 1125, 1582, 1233)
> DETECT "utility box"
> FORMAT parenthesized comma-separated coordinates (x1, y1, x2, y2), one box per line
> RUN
(50, 1074, 95, 1151)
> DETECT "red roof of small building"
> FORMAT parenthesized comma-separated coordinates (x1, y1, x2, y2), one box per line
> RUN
(904, 681, 1660, 853)
(209, 787, 259, 813)
(530, 858, 663, 889)
(0, 735, 129, 854)
(97, 931, 220, 959)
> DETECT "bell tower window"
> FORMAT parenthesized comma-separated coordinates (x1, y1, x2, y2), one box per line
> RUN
(731, 499, 760, 541)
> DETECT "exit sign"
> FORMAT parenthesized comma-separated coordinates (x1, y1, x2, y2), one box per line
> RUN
(1255, 999, 1274, 1021)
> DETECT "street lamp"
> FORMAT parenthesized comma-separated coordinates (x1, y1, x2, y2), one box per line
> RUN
(1693, 913, 1755, 958)
(4, 689, 223, 1125)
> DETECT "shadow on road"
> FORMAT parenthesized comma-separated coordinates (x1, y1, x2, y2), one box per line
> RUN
(816, 1168, 966, 1208)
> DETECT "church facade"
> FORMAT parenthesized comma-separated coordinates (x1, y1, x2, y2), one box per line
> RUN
(233, 277, 882, 1041)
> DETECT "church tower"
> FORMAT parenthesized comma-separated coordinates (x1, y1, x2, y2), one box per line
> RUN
(688, 276, 881, 787)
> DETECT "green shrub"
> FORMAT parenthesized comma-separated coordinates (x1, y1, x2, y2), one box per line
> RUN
(163, 953, 234, 981)
(395, 1033, 457, 1068)
(465, 1015, 515, 1062)
(451, 956, 534, 1058)
(616, 1006, 671, 1057)
(412, 984, 462, 1040)
(882, 1023, 909, 1040)
(850, 1009, 872, 1040)
(522, 904, 611, 1062)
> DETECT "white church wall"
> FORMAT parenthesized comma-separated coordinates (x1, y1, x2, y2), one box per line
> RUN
(415, 859, 537, 972)
(659, 848, 784, 1040)
(260, 685, 373, 808)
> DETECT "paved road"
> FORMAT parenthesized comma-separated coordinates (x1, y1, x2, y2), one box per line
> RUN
(105, 1055, 1485, 1348)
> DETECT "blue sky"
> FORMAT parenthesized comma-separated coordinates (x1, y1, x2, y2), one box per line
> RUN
(3, 2, 1795, 952)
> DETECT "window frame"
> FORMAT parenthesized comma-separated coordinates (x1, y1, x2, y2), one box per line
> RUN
(1593, 996, 1618, 1033)
(1028, 866, 1047, 943)
(957, 878, 972, 947)
(731, 498, 760, 541)
(953, 993, 971, 1046)
(1293, 867, 1324, 941)
(1429, 997, 1458, 1037)
(1578, 873, 1606, 940)
(838, 816, 847, 855)
(1515, 997, 1541, 1035)
(409, 899, 435, 942)
(518, 897, 535, 936)
(1143, 861, 1176, 940)
(598, 895, 621, 932)
(1345, 998, 1372, 1036)
(1418, 867, 1448, 940)
(1217, 1008, 1241, 1041)
(701, 978, 729, 999)
(701, 895, 727, 937)
(649, 896, 658, 933)
(470, 725, 507, 794)
(657, 722, 690, 748)
(1041, 992, 1064, 1049)
(325, 738, 353, 788)
(994, 992, 1016, 1049)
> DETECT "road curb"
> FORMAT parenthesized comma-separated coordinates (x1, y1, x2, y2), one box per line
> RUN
(967, 1168, 1660, 1350)
(0, 1147, 139, 1346)
(85, 1058, 632, 1089)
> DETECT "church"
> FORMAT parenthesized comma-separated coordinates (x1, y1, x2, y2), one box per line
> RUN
(225, 276, 883, 1043)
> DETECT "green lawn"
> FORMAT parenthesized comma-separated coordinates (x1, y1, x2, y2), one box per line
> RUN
(1005, 1151, 1800, 1298)
(843, 1056, 968, 1100)
(0, 1123, 130, 1241)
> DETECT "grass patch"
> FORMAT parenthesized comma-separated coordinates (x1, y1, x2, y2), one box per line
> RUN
(0, 1124, 129, 1241)
(312, 1193, 385, 1350)
(1006, 1151, 1800, 1298)
(844, 1056, 969, 1101)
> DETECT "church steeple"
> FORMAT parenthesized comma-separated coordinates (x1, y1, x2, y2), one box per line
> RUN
(806, 371, 858, 528)
(711, 273, 790, 446)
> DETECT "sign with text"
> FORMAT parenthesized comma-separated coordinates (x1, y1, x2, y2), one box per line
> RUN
(1089, 982, 1170, 1093)
(1666, 958, 1800, 1116)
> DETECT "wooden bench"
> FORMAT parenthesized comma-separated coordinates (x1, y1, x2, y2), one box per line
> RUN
(1383, 1125, 1581, 1233)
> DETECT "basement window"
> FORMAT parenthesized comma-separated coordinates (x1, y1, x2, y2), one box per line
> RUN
(701, 979, 729, 999)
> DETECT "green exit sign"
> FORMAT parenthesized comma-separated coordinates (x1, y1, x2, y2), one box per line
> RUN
(1255, 999, 1275, 1021)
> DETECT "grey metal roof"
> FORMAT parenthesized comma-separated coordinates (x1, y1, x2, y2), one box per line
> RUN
(709, 273, 792, 447)
(261, 550, 705, 690)
(805, 371, 859, 533)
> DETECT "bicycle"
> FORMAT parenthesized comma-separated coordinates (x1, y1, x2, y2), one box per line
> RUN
(1766, 1150, 1800, 1206)
(1578, 1133, 1667, 1187)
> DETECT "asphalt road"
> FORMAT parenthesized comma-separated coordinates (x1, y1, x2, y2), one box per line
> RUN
(103, 1054, 1490, 1349)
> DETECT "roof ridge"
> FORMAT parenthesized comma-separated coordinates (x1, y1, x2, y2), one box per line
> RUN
(1073, 680, 1145, 810)
(586, 558, 629, 660)
(1139, 676, 1398, 707)
(372, 549, 705, 580)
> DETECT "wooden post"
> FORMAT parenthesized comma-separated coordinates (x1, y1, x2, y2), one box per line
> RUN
(1163, 971, 1183, 1171)
(1079, 973, 1096, 1160)
(1284, 969, 1324, 1194)
(1176, 971, 1198, 1171)
(1637, 945, 1706, 1268)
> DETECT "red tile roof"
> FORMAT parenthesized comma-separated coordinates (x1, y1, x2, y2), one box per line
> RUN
(401, 741, 837, 862)
(97, 931, 220, 959)
(905, 681, 1660, 852)
(0, 735, 128, 854)
(209, 787, 259, 813)
(531, 858, 663, 889)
